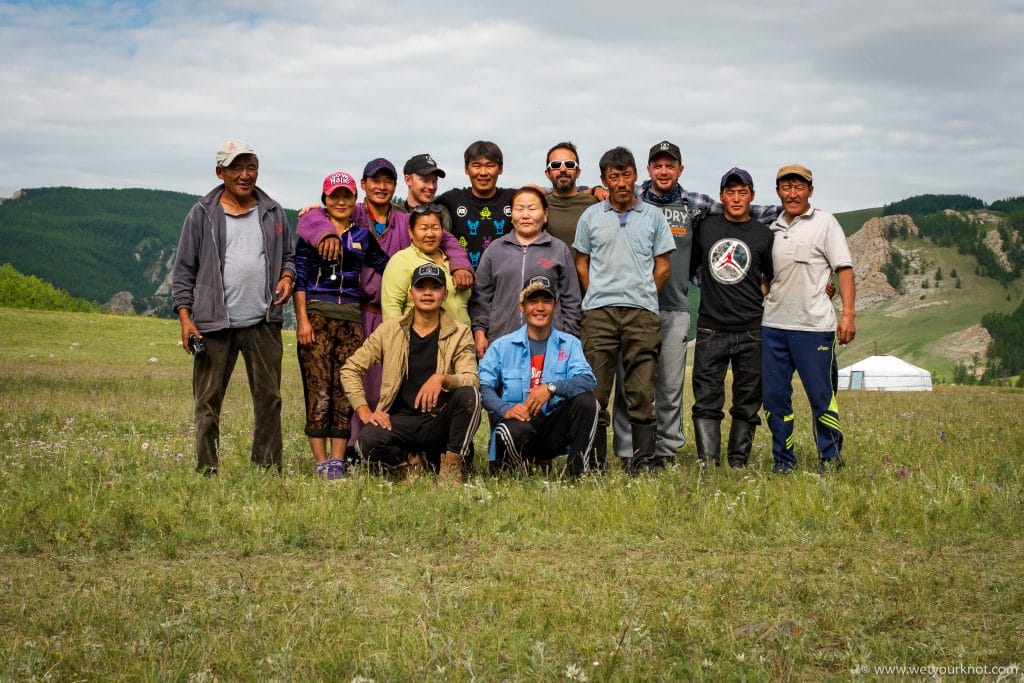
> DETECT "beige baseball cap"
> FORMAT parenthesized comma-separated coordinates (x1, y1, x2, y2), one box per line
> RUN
(776, 164, 813, 183)
(216, 140, 257, 168)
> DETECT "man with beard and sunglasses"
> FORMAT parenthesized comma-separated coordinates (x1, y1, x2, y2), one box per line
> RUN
(543, 141, 600, 247)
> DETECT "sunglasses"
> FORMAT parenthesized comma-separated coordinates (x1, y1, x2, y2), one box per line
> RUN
(546, 160, 578, 171)
(410, 203, 444, 215)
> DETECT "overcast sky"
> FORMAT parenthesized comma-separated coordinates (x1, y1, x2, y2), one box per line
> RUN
(2, 0, 1021, 213)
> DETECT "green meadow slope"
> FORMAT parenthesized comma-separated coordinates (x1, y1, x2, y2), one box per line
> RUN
(841, 236, 1022, 379)
(0, 307, 1021, 679)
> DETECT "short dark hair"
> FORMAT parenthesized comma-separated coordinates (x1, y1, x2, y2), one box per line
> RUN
(546, 141, 579, 164)
(511, 185, 549, 211)
(464, 140, 503, 167)
(408, 207, 443, 231)
(599, 146, 636, 177)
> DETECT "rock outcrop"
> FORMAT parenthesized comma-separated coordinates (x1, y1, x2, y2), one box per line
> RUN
(103, 291, 135, 315)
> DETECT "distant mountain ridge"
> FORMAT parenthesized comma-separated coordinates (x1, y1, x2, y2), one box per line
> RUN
(0, 187, 200, 314)
(1, 187, 1021, 378)
(0, 186, 298, 315)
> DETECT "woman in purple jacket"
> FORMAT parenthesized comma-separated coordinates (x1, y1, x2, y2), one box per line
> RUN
(294, 171, 389, 479)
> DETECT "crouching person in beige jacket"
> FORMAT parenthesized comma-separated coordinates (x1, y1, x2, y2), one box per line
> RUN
(341, 263, 481, 484)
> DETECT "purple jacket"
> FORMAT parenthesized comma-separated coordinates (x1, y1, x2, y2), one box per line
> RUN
(294, 213, 389, 304)
(296, 203, 472, 307)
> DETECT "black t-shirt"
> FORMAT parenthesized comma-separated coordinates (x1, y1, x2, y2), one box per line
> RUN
(436, 187, 516, 270)
(390, 325, 440, 416)
(691, 214, 774, 331)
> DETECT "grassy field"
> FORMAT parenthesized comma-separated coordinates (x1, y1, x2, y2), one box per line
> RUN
(843, 237, 1024, 379)
(1, 308, 1022, 680)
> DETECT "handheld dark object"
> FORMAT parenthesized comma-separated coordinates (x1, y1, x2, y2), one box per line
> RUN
(188, 334, 206, 357)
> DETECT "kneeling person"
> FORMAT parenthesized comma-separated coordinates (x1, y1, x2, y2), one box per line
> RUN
(341, 264, 482, 484)
(478, 276, 599, 478)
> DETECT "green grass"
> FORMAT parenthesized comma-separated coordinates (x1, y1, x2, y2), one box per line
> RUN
(1, 308, 1022, 680)
(834, 207, 883, 236)
(842, 237, 1024, 379)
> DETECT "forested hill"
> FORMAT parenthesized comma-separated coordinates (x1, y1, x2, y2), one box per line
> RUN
(0, 187, 298, 315)
(0, 187, 200, 311)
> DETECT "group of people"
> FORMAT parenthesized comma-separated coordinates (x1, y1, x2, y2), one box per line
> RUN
(171, 137, 856, 482)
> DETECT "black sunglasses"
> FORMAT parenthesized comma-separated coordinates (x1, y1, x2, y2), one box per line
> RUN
(411, 203, 444, 215)
(546, 160, 578, 170)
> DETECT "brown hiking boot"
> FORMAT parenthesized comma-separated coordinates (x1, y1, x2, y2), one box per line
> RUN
(438, 451, 463, 486)
(400, 451, 426, 484)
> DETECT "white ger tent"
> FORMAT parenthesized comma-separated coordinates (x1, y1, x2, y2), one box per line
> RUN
(838, 355, 933, 391)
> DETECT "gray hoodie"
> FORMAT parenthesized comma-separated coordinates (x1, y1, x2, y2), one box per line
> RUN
(172, 185, 294, 333)
(469, 231, 581, 341)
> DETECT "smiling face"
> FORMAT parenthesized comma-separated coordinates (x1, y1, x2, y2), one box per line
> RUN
(511, 190, 549, 241)
(405, 172, 440, 206)
(324, 187, 356, 226)
(602, 165, 638, 212)
(647, 153, 683, 195)
(776, 176, 814, 220)
(521, 293, 555, 334)
(465, 157, 501, 197)
(545, 147, 581, 194)
(409, 279, 447, 313)
(409, 212, 443, 255)
(361, 170, 396, 210)
(215, 153, 258, 206)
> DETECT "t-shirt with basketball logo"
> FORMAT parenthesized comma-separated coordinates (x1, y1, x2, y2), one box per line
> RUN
(692, 214, 774, 331)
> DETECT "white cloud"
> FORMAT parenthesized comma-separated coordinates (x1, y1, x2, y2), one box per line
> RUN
(1, 0, 1022, 212)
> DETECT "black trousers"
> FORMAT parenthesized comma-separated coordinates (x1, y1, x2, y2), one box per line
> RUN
(356, 386, 481, 466)
(493, 393, 599, 475)
(691, 327, 763, 425)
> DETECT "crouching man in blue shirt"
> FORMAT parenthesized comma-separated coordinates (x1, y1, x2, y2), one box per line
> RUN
(478, 276, 600, 478)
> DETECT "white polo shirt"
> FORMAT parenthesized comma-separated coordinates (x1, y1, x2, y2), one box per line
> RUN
(762, 206, 852, 332)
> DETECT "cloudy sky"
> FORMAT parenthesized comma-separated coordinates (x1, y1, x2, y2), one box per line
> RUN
(2, 0, 1021, 213)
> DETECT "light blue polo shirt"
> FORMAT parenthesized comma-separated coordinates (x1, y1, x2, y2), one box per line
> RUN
(573, 198, 675, 314)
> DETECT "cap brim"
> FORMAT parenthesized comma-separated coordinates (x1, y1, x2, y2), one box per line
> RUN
(412, 276, 446, 287)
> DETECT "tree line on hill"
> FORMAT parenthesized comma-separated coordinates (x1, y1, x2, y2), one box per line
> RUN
(881, 194, 1024, 384)
(0, 263, 99, 312)
(0, 187, 300, 315)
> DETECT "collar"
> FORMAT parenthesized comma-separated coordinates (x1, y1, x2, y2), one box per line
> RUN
(777, 204, 816, 227)
(602, 195, 642, 213)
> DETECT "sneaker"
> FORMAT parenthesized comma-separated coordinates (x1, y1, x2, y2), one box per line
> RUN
(201, 466, 218, 478)
(326, 458, 348, 480)
(315, 461, 329, 479)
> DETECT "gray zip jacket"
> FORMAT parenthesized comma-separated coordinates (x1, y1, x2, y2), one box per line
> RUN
(172, 185, 295, 333)
(469, 231, 581, 340)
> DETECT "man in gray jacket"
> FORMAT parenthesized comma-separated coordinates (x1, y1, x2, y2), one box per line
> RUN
(172, 140, 295, 475)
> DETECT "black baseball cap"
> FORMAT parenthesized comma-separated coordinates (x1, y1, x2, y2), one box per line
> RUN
(403, 153, 446, 178)
(411, 263, 446, 288)
(520, 275, 557, 303)
(648, 140, 682, 162)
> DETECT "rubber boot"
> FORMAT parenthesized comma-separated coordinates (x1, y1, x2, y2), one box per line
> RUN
(693, 418, 722, 468)
(726, 421, 756, 468)
(438, 451, 463, 486)
(630, 422, 659, 474)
